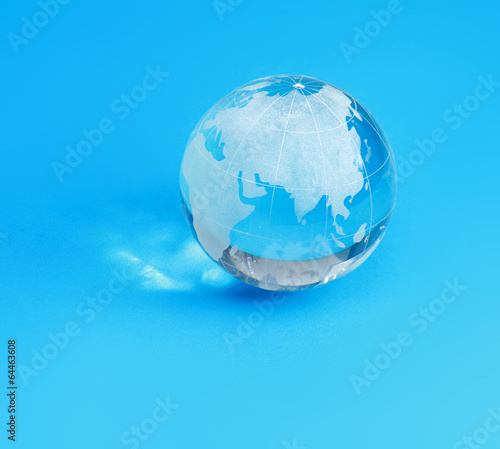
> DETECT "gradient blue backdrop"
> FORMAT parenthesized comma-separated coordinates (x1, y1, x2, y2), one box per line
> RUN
(1, 0, 499, 448)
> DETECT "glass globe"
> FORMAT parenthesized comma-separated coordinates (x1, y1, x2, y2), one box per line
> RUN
(179, 75, 397, 291)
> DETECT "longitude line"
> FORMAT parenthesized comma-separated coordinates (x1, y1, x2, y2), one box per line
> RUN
(266, 80, 302, 235)
(265, 77, 303, 287)
(303, 92, 330, 256)
(213, 95, 283, 221)
(308, 91, 374, 252)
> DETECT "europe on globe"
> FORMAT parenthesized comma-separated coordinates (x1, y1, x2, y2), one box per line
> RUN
(179, 75, 397, 291)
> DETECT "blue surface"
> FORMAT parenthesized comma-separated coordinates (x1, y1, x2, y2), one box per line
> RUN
(1, 1, 499, 448)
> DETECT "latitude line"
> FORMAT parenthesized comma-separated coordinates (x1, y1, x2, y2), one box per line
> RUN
(195, 84, 294, 137)
(181, 185, 395, 243)
(191, 138, 391, 191)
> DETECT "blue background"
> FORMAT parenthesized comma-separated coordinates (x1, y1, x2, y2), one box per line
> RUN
(1, 0, 499, 448)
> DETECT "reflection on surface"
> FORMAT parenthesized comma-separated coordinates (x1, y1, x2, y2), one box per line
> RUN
(114, 243, 236, 292)
(108, 212, 239, 293)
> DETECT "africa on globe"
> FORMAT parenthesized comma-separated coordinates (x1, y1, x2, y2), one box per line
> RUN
(179, 75, 397, 291)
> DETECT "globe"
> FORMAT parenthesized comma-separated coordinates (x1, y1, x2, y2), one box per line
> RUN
(179, 75, 397, 291)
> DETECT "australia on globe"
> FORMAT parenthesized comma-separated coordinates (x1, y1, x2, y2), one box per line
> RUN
(179, 75, 397, 291)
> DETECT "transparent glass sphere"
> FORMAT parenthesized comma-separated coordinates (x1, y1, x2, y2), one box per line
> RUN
(179, 75, 397, 291)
